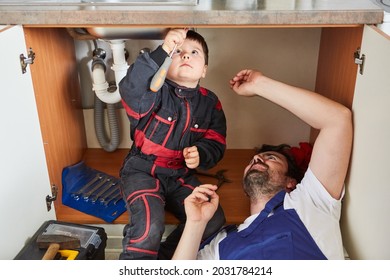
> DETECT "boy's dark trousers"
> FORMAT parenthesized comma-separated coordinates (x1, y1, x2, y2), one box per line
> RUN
(119, 155, 225, 260)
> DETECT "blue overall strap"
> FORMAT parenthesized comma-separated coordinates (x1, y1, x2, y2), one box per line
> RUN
(198, 191, 284, 251)
(199, 191, 284, 251)
(199, 224, 237, 250)
(218, 190, 327, 260)
(239, 190, 286, 238)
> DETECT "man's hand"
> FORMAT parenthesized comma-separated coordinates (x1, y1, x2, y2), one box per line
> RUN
(172, 184, 219, 260)
(183, 146, 200, 169)
(184, 184, 219, 223)
(229, 69, 263, 97)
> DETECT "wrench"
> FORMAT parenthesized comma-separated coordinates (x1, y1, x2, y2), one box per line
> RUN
(195, 169, 232, 187)
(71, 173, 103, 199)
(89, 179, 116, 203)
(82, 175, 109, 200)
(103, 190, 122, 206)
(98, 182, 120, 203)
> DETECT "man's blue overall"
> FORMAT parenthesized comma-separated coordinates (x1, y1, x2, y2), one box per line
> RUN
(218, 190, 327, 260)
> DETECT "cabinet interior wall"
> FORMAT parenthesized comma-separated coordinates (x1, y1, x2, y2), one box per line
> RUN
(79, 28, 322, 151)
(24, 25, 362, 225)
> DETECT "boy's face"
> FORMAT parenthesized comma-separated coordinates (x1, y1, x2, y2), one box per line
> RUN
(166, 39, 207, 88)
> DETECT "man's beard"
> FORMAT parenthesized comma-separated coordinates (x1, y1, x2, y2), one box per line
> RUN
(243, 169, 286, 200)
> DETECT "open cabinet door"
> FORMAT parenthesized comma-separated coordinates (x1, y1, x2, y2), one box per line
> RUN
(341, 25, 390, 259)
(0, 25, 55, 259)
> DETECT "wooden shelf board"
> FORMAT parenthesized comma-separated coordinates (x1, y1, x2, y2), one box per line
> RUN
(56, 148, 255, 225)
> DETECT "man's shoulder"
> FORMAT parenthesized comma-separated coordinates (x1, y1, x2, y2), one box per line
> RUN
(286, 167, 341, 210)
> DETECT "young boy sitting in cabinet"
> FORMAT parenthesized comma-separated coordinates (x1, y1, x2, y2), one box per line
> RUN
(118, 28, 227, 260)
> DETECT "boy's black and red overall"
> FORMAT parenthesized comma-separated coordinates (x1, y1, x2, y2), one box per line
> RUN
(118, 45, 227, 260)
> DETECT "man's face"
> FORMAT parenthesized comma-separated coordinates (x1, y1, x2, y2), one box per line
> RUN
(166, 39, 207, 88)
(243, 152, 290, 198)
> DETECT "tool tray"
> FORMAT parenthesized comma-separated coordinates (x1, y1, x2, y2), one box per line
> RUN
(14, 220, 107, 260)
(62, 161, 126, 223)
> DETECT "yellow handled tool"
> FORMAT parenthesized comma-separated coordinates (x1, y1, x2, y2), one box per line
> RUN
(58, 249, 79, 260)
(150, 44, 177, 92)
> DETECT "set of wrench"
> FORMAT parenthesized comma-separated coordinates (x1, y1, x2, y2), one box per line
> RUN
(71, 173, 122, 206)
(62, 161, 126, 222)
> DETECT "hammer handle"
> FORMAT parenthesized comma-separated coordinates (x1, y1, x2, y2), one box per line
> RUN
(42, 243, 60, 260)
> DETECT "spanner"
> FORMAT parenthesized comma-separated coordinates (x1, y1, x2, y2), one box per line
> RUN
(195, 169, 232, 187)
(82, 175, 109, 200)
(89, 179, 116, 203)
(71, 173, 103, 199)
(98, 182, 120, 204)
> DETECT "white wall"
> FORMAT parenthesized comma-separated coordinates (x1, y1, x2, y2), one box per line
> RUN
(75, 28, 321, 149)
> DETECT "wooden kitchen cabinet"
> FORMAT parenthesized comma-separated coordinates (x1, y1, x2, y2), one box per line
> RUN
(23, 27, 89, 222)
(4, 23, 389, 259)
(0, 25, 57, 259)
(340, 25, 390, 260)
(25, 25, 363, 222)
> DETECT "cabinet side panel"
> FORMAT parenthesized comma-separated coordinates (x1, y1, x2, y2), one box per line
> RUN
(23, 28, 87, 218)
(315, 26, 363, 107)
(311, 26, 363, 142)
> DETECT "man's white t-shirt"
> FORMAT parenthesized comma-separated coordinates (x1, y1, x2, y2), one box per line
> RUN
(197, 168, 345, 260)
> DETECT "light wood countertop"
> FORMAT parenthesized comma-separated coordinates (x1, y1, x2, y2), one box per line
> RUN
(0, 0, 384, 27)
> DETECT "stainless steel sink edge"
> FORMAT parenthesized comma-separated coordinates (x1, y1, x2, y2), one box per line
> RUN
(0, 0, 199, 6)
(84, 27, 170, 40)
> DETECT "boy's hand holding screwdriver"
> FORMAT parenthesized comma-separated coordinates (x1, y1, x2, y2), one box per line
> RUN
(150, 28, 188, 92)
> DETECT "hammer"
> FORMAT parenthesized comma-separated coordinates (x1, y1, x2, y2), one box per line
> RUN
(36, 234, 80, 260)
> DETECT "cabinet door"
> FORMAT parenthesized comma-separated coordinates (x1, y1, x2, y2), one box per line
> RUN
(341, 25, 390, 259)
(0, 25, 55, 259)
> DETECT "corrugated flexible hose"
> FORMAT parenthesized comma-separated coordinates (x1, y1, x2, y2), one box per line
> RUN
(94, 96, 120, 152)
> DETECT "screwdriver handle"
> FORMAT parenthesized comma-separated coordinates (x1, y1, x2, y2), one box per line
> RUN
(150, 56, 172, 92)
(150, 44, 177, 92)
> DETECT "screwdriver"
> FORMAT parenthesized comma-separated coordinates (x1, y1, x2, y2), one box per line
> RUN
(150, 44, 177, 92)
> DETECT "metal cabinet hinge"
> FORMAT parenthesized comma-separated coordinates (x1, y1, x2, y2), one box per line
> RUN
(46, 185, 58, 211)
(20, 47, 35, 74)
(354, 48, 365, 75)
